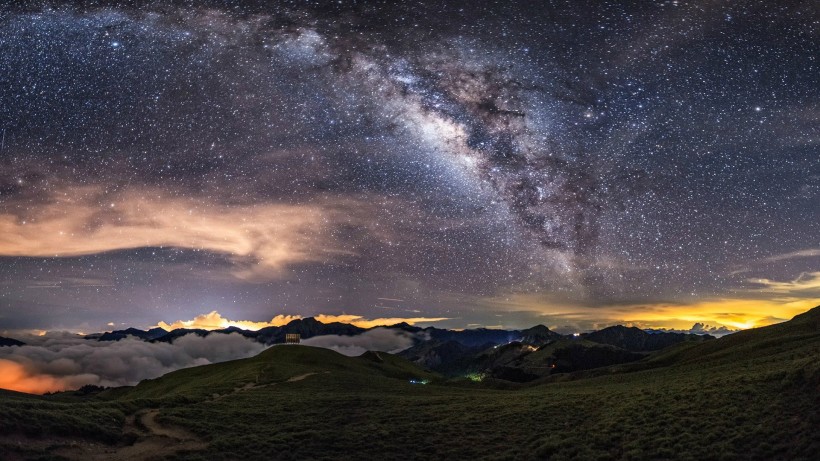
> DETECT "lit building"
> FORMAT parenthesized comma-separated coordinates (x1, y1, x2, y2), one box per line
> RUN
(285, 333, 301, 344)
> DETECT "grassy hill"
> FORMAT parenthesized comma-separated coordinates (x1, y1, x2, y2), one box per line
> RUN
(107, 345, 440, 401)
(0, 307, 818, 460)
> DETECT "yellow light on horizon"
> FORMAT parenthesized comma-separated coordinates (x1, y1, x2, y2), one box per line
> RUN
(720, 319, 758, 330)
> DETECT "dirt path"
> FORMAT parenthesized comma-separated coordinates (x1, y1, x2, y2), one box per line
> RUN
(137, 409, 203, 442)
(208, 370, 329, 402)
(6, 372, 331, 460)
(49, 409, 207, 461)
(287, 372, 319, 382)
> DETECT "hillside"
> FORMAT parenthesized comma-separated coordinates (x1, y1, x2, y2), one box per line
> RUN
(582, 325, 713, 351)
(400, 334, 695, 381)
(0, 306, 818, 460)
(113, 345, 439, 401)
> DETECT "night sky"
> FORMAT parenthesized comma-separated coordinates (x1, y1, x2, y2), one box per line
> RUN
(0, 0, 817, 334)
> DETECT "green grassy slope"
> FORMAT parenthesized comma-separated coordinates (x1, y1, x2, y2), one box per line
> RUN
(110, 345, 439, 401)
(155, 309, 818, 460)
(0, 307, 817, 460)
(0, 388, 132, 443)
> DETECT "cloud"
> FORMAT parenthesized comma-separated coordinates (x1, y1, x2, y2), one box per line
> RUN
(313, 314, 449, 329)
(0, 332, 265, 394)
(472, 292, 818, 332)
(646, 323, 738, 338)
(729, 249, 820, 275)
(0, 186, 355, 280)
(688, 323, 737, 337)
(762, 249, 820, 262)
(0, 359, 72, 395)
(746, 272, 820, 296)
(612, 298, 818, 331)
(153, 311, 450, 332)
(156, 311, 301, 331)
(301, 327, 422, 356)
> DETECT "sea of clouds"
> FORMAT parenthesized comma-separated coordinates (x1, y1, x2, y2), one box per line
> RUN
(0, 327, 423, 394)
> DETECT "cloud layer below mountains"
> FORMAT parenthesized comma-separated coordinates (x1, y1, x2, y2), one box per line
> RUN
(0, 326, 426, 394)
(0, 332, 265, 394)
(301, 328, 423, 356)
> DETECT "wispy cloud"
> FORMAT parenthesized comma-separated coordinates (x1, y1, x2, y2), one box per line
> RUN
(762, 249, 820, 262)
(729, 248, 819, 275)
(313, 314, 449, 329)
(0, 186, 357, 280)
(746, 271, 820, 296)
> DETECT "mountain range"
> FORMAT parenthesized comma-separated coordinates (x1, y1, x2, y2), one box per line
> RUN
(0, 305, 816, 460)
(2, 317, 714, 383)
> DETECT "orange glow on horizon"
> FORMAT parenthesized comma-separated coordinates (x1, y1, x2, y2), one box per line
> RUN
(616, 298, 818, 331)
(312, 314, 451, 329)
(0, 359, 67, 395)
(156, 311, 302, 331)
(491, 293, 818, 332)
(155, 310, 450, 332)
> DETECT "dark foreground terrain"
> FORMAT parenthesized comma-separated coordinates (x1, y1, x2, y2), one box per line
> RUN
(1, 307, 818, 461)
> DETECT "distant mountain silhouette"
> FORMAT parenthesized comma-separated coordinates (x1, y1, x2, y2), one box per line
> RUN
(414, 338, 650, 382)
(97, 327, 168, 342)
(384, 322, 423, 333)
(519, 324, 563, 344)
(0, 336, 24, 347)
(395, 322, 712, 381)
(82, 317, 713, 380)
(423, 327, 523, 347)
(152, 328, 211, 343)
(582, 325, 712, 351)
(253, 317, 366, 344)
(398, 339, 487, 371)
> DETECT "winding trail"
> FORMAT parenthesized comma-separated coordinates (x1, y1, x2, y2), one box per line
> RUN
(287, 372, 319, 382)
(43, 371, 329, 460)
(136, 409, 203, 443)
(50, 409, 207, 461)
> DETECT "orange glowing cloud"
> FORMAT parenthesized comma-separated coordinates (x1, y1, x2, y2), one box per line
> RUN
(313, 314, 450, 329)
(154, 311, 449, 331)
(0, 186, 357, 280)
(0, 359, 66, 394)
(156, 311, 301, 331)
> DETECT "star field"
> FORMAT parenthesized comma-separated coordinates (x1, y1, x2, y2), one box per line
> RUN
(0, 0, 817, 332)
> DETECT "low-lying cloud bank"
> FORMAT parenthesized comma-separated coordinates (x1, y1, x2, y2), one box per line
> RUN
(0, 332, 265, 394)
(0, 327, 424, 393)
(686, 323, 737, 336)
(301, 327, 423, 356)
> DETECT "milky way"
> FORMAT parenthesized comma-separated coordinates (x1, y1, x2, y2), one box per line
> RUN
(0, 1, 817, 332)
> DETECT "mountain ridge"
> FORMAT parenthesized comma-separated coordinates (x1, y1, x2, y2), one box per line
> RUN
(0, 305, 817, 460)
